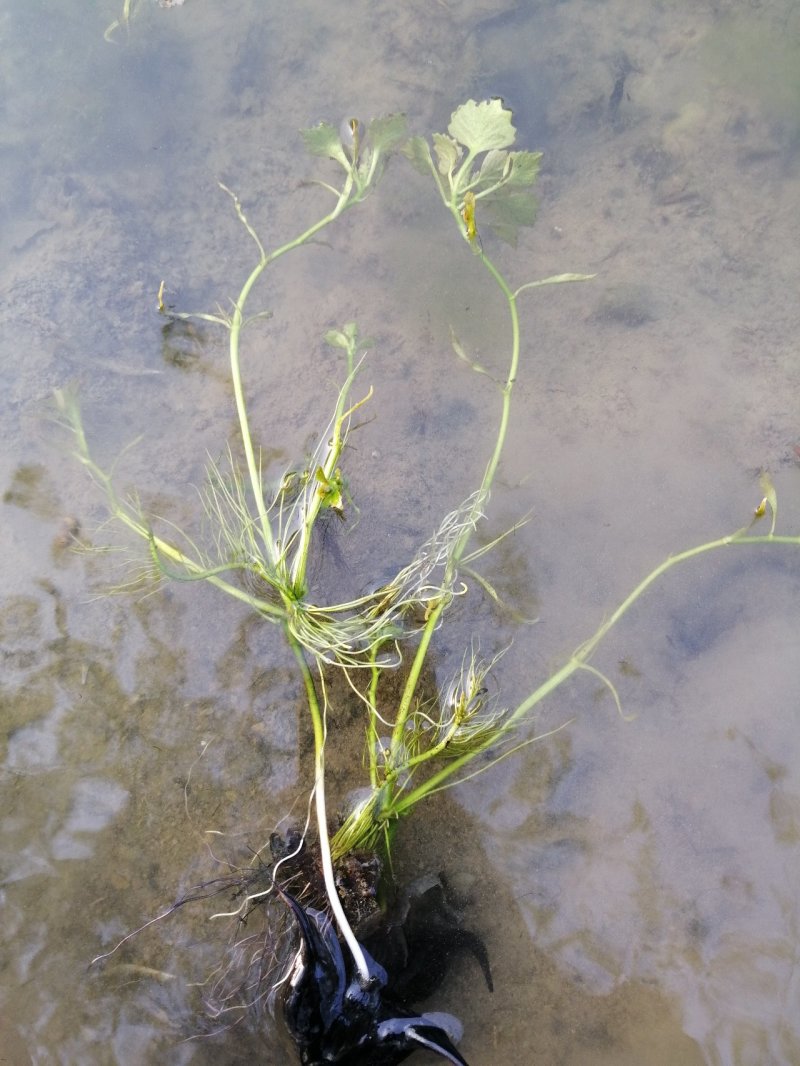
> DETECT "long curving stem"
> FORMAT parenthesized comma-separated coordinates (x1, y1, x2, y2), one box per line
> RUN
(288, 636, 373, 987)
(390, 249, 520, 754)
(223, 173, 355, 573)
(387, 528, 800, 818)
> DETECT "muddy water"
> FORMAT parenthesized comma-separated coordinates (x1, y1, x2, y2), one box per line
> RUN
(2, 1, 800, 1063)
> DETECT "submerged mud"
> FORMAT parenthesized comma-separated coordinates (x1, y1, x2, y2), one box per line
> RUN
(2, 0, 800, 1063)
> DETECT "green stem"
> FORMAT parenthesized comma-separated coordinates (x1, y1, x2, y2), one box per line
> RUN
(288, 636, 372, 986)
(367, 648, 383, 789)
(388, 529, 800, 817)
(226, 177, 355, 574)
(453, 148, 478, 199)
(289, 360, 369, 592)
(60, 397, 287, 620)
(469, 251, 519, 503)
(390, 249, 519, 752)
(511, 530, 798, 722)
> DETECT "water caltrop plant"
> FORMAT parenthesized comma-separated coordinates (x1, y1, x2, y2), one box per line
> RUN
(60, 99, 800, 1062)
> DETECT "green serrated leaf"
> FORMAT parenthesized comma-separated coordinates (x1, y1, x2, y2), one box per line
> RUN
(402, 135, 434, 175)
(505, 150, 542, 188)
(483, 190, 539, 246)
(448, 98, 517, 154)
(476, 149, 509, 187)
(368, 113, 408, 153)
(302, 122, 350, 167)
(433, 133, 461, 176)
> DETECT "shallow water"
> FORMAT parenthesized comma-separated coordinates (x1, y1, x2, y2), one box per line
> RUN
(2, 1, 800, 1063)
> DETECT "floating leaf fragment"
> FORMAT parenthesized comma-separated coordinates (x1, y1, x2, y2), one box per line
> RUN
(449, 326, 491, 377)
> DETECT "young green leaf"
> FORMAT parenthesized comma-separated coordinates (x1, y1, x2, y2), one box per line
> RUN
(302, 122, 350, 168)
(448, 98, 517, 154)
(482, 189, 539, 245)
(368, 113, 408, 153)
(325, 328, 349, 350)
(505, 150, 542, 188)
(402, 135, 434, 175)
(325, 321, 361, 350)
(340, 321, 361, 346)
(476, 149, 509, 187)
(433, 133, 462, 176)
(759, 470, 778, 535)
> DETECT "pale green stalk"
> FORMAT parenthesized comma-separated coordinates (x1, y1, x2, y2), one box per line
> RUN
(389, 250, 523, 751)
(386, 526, 800, 819)
(288, 370, 370, 593)
(386, 157, 593, 810)
(55, 388, 286, 619)
(223, 176, 355, 572)
(367, 650, 383, 789)
(342, 120, 792, 850)
(218, 169, 392, 978)
(289, 638, 372, 986)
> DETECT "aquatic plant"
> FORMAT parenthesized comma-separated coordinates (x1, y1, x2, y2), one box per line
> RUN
(104, 0, 184, 42)
(61, 99, 800, 1062)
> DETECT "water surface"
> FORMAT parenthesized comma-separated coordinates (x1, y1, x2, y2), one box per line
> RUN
(2, 1, 800, 1063)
